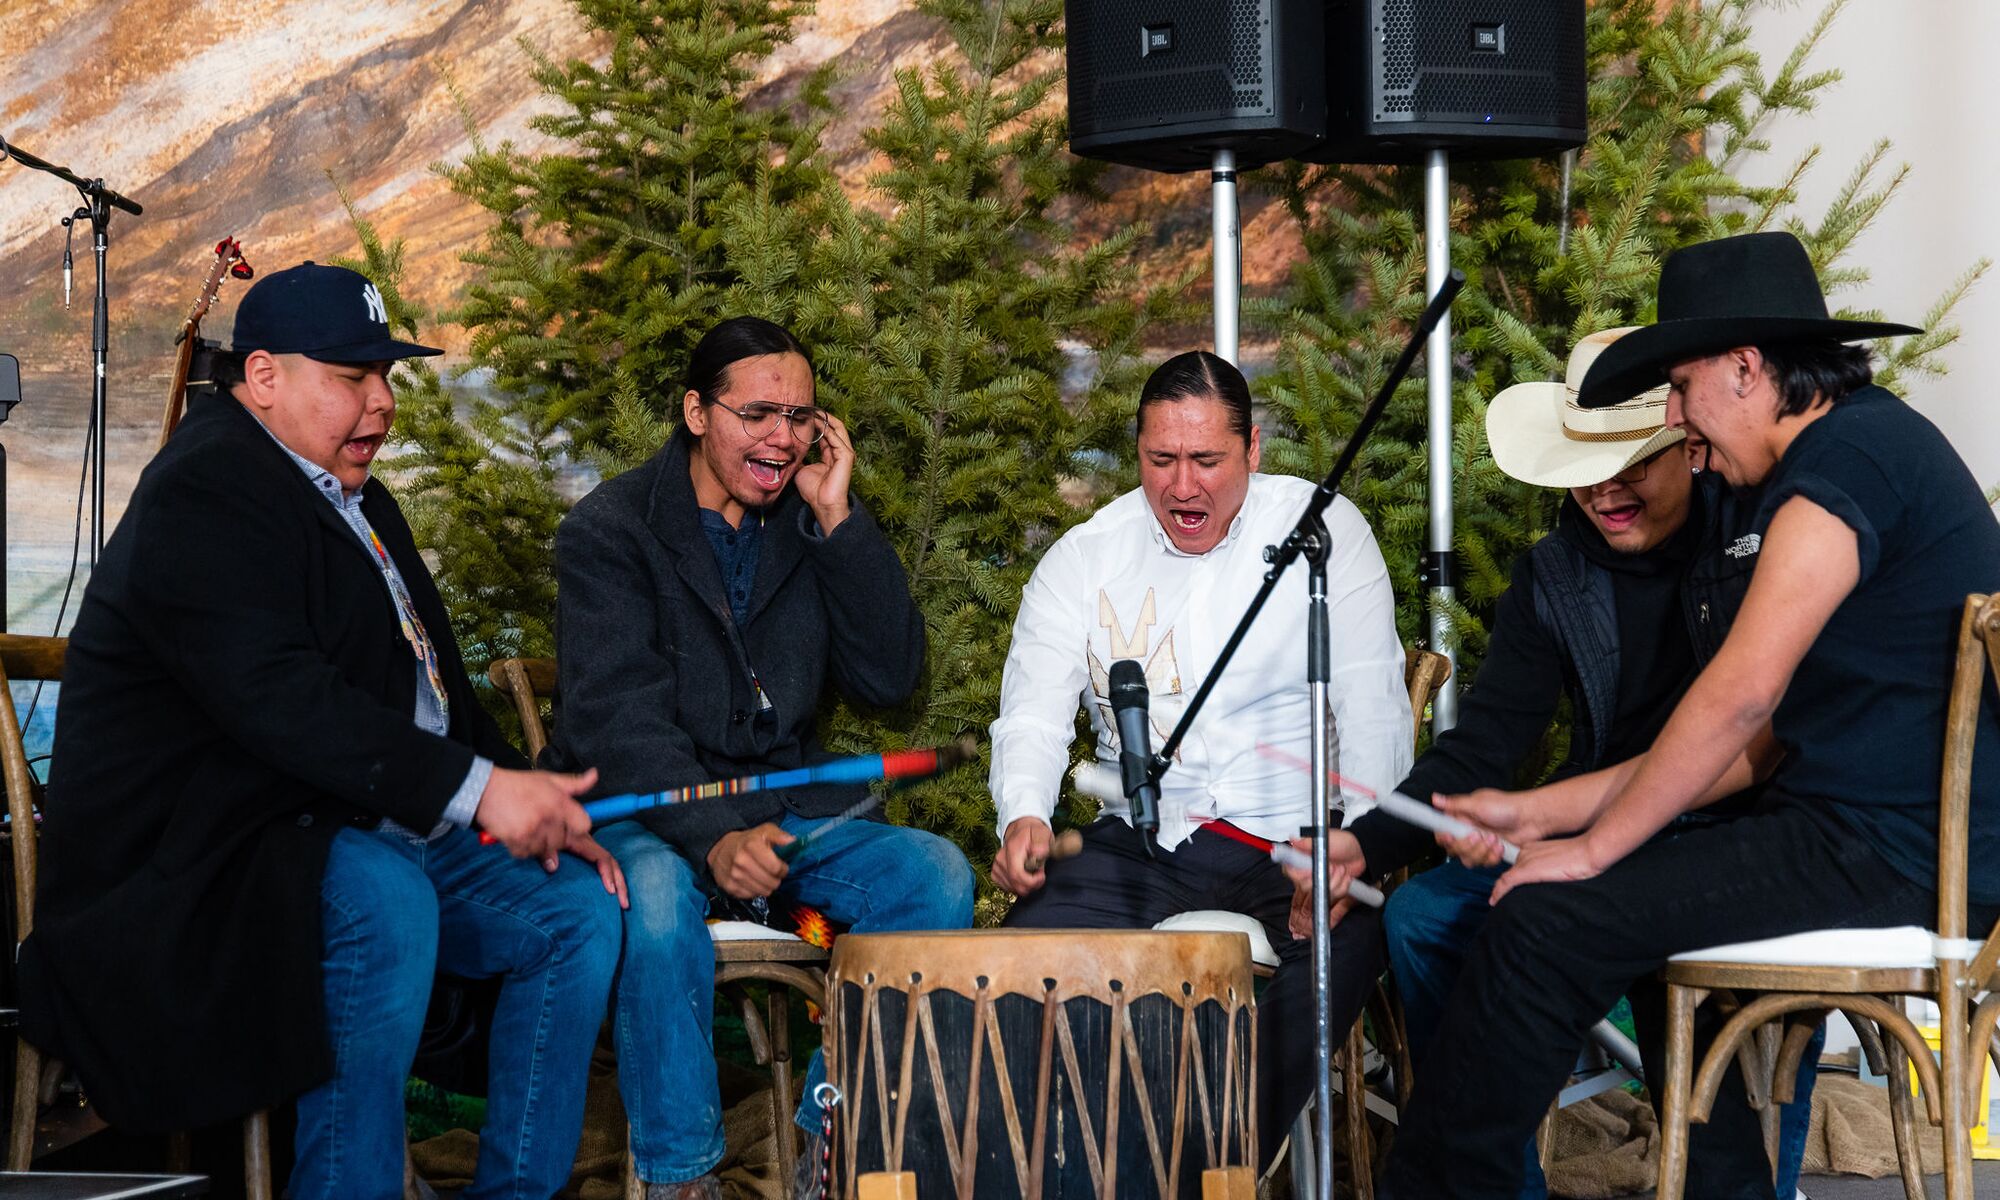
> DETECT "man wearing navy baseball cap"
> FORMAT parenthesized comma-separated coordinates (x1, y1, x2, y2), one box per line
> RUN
(20, 262, 626, 1199)
(1386, 233, 2000, 1198)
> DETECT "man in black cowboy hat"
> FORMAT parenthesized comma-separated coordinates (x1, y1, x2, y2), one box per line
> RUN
(1386, 231, 2000, 1198)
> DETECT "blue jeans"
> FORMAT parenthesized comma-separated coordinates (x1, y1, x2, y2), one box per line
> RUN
(597, 812, 974, 1185)
(1385, 859, 1821, 1200)
(292, 825, 622, 1200)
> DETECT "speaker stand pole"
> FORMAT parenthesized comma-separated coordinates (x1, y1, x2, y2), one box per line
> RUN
(1211, 148, 1240, 364)
(1424, 149, 1458, 731)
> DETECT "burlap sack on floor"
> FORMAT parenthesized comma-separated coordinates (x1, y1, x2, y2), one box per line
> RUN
(412, 1047, 790, 1200)
(1544, 1087, 1661, 1199)
(1539, 1071, 1939, 1196)
(1800, 1072, 1942, 1179)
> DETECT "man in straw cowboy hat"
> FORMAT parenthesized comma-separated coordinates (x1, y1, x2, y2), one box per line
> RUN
(1382, 230, 2000, 1198)
(1288, 326, 1817, 1196)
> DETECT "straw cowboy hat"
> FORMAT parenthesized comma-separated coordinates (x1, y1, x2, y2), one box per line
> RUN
(1486, 327, 1686, 490)
(1577, 231, 1922, 408)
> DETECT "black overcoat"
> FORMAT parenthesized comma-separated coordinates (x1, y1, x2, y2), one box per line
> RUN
(541, 428, 926, 877)
(17, 394, 524, 1133)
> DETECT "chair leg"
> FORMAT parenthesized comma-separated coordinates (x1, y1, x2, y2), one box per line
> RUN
(1940, 982, 1976, 1200)
(1653, 983, 1698, 1200)
(7, 1039, 38, 1170)
(1881, 1029, 1927, 1200)
(243, 1109, 273, 1200)
(1341, 1018, 1373, 1200)
(772, 986, 798, 1186)
(1753, 1023, 1782, 1186)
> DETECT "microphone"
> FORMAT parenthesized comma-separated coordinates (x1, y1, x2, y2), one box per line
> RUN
(62, 244, 72, 308)
(1107, 659, 1161, 842)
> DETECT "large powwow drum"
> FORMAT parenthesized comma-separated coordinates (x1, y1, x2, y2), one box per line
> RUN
(823, 929, 1257, 1199)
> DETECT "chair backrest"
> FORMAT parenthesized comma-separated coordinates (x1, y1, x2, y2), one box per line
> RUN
(1403, 648, 1452, 753)
(487, 657, 557, 762)
(1941, 595, 2000, 965)
(0, 636, 67, 945)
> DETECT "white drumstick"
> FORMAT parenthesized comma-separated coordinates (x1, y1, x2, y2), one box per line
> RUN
(1363, 788, 1520, 864)
(1268, 843, 1384, 908)
(1071, 761, 1125, 804)
(1250, 743, 1522, 864)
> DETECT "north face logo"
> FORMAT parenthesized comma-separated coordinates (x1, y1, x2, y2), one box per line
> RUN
(1724, 533, 1762, 559)
(362, 282, 388, 325)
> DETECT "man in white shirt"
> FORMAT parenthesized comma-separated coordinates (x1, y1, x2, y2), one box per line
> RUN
(989, 350, 1412, 1166)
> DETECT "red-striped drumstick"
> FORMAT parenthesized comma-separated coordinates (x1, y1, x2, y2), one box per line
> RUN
(480, 736, 980, 845)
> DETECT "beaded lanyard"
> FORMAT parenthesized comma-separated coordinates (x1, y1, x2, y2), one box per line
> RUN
(364, 527, 450, 717)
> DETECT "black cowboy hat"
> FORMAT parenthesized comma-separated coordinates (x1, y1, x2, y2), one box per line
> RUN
(1576, 231, 1921, 408)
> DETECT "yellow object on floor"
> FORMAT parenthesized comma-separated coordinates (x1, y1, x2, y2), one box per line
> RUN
(1911, 1025, 1998, 1161)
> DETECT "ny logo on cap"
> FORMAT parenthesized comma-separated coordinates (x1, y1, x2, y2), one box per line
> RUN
(362, 283, 388, 326)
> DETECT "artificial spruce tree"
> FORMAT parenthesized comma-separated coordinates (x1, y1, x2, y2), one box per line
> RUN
(361, 0, 831, 671)
(1254, 0, 1984, 775)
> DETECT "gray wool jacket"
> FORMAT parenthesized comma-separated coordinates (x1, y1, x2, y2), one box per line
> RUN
(542, 427, 926, 880)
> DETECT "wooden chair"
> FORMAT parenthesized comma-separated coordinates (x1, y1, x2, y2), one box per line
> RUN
(1652, 593, 2000, 1200)
(0, 634, 274, 1197)
(488, 657, 829, 1196)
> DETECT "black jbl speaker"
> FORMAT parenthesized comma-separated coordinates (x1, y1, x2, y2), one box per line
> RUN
(1306, 0, 1587, 163)
(1065, 0, 1327, 173)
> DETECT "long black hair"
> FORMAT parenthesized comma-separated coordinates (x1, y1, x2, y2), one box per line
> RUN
(685, 316, 813, 406)
(1137, 350, 1253, 440)
(1756, 338, 1874, 417)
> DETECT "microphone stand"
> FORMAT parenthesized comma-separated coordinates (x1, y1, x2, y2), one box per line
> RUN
(1146, 269, 1464, 1197)
(0, 135, 144, 564)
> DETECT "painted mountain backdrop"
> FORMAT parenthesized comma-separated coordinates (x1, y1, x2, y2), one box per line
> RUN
(0, 0, 1287, 634)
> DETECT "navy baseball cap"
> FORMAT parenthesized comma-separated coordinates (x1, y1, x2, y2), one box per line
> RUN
(231, 262, 443, 362)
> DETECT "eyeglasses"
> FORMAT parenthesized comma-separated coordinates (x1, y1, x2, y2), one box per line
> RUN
(1608, 445, 1674, 485)
(706, 397, 826, 444)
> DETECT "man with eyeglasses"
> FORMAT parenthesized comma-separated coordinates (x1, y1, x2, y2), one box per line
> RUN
(1288, 327, 1817, 1198)
(544, 315, 973, 1200)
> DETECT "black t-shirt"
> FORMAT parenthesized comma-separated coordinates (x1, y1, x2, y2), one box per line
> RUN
(1753, 386, 2000, 902)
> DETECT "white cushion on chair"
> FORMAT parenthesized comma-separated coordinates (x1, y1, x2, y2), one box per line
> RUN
(1154, 910, 1280, 969)
(1668, 925, 1958, 969)
(707, 920, 806, 943)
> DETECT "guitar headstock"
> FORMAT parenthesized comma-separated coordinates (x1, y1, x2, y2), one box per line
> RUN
(174, 237, 253, 346)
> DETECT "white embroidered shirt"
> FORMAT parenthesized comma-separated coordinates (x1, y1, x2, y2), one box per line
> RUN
(990, 474, 1412, 850)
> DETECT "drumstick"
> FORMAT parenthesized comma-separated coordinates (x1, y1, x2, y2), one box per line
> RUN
(1024, 828, 1084, 873)
(1252, 742, 1521, 864)
(774, 793, 882, 863)
(1268, 842, 1385, 908)
(481, 737, 980, 844)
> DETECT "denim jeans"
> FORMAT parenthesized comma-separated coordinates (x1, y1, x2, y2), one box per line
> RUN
(1385, 857, 1823, 1200)
(292, 825, 623, 1200)
(596, 812, 974, 1185)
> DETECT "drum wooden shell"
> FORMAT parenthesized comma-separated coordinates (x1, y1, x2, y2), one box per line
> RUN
(824, 929, 1257, 1199)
